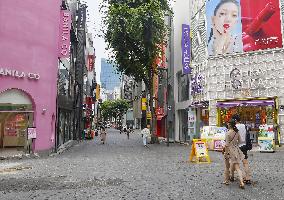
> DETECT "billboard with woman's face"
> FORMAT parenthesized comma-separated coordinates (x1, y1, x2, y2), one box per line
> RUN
(206, 0, 283, 56)
(206, 0, 243, 56)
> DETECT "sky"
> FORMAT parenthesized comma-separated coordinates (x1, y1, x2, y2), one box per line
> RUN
(85, 0, 107, 83)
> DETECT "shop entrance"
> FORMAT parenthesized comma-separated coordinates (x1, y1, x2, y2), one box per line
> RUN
(0, 89, 34, 149)
(217, 98, 278, 144)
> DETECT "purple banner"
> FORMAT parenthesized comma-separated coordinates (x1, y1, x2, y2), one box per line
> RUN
(182, 24, 191, 74)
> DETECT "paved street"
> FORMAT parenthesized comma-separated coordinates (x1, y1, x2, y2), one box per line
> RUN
(0, 128, 284, 200)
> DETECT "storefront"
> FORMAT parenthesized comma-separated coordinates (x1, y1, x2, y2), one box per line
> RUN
(0, 89, 34, 149)
(0, 0, 61, 152)
(216, 98, 280, 151)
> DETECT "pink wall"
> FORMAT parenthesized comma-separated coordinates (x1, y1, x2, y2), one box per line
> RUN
(0, 0, 61, 151)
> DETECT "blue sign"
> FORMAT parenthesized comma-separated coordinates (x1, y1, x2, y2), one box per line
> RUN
(182, 24, 191, 74)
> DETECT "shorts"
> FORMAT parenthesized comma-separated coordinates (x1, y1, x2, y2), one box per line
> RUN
(240, 145, 248, 159)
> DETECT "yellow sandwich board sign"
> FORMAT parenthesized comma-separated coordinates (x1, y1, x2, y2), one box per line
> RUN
(189, 139, 211, 163)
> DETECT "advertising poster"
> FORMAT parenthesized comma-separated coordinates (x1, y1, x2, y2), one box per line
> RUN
(214, 139, 226, 150)
(27, 127, 37, 139)
(241, 0, 282, 51)
(195, 141, 208, 157)
(206, 0, 283, 55)
(206, 0, 243, 56)
(258, 137, 274, 152)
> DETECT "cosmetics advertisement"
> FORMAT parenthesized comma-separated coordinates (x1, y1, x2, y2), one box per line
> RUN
(206, 0, 243, 56)
(206, 0, 283, 56)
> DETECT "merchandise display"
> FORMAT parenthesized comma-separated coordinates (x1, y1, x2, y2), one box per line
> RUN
(258, 124, 275, 152)
(218, 102, 277, 149)
(201, 126, 227, 150)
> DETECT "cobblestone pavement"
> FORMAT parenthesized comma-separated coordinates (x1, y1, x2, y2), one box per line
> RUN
(0, 128, 284, 200)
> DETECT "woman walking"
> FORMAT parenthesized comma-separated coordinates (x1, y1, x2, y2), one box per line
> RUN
(223, 119, 245, 189)
(100, 127, 107, 144)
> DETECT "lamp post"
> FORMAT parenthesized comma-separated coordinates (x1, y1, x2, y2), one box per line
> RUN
(157, 67, 169, 146)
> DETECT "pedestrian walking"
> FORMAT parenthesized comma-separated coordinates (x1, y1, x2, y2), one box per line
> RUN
(100, 127, 107, 144)
(232, 114, 252, 185)
(223, 119, 245, 189)
(126, 128, 131, 140)
(141, 126, 150, 147)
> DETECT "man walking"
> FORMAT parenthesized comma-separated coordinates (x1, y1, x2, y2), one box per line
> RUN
(141, 125, 150, 147)
(232, 114, 252, 184)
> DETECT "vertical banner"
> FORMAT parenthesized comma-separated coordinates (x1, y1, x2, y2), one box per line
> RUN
(181, 24, 191, 74)
(141, 98, 147, 111)
(77, 4, 87, 30)
(58, 10, 71, 58)
(87, 55, 94, 71)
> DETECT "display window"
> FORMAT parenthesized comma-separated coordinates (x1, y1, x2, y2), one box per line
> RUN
(216, 98, 278, 145)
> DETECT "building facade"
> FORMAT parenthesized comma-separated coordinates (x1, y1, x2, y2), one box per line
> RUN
(172, 0, 192, 142)
(100, 58, 121, 90)
(0, 0, 61, 152)
(190, 0, 284, 145)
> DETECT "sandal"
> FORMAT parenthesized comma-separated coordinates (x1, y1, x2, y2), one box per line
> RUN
(239, 183, 245, 189)
(223, 181, 229, 185)
(244, 180, 252, 185)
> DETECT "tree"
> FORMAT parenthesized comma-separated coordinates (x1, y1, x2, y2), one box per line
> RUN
(101, 0, 171, 140)
(100, 99, 130, 125)
(100, 100, 113, 121)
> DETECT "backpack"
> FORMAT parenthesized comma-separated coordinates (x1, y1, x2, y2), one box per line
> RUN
(245, 126, 252, 150)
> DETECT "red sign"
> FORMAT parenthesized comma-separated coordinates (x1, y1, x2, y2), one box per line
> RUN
(87, 55, 94, 71)
(58, 10, 71, 58)
(156, 107, 164, 120)
(241, 0, 283, 51)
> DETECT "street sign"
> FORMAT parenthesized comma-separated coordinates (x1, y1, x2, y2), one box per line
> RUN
(27, 127, 36, 139)
(189, 139, 211, 163)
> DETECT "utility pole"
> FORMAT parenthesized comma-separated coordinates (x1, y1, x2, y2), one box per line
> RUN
(158, 67, 169, 146)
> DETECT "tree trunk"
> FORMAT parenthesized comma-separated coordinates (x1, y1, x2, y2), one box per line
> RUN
(149, 68, 158, 143)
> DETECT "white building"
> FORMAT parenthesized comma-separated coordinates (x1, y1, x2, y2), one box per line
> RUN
(190, 0, 284, 145)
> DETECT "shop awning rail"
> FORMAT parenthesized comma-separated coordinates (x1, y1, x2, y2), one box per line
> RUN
(216, 99, 275, 108)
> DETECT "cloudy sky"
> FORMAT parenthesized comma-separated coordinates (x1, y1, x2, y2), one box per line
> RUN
(85, 0, 107, 83)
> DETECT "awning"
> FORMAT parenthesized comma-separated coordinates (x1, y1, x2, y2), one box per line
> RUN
(216, 99, 275, 108)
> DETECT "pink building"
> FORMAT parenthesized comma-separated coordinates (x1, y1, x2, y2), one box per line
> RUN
(0, 0, 61, 152)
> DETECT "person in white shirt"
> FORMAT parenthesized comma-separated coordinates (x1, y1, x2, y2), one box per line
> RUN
(141, 125, 150, 147)
(232, 114, 252, 185)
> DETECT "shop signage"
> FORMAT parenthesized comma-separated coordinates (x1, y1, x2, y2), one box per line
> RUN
(191, 74, 204, 95)
(58, 10, 71, 58)
(87, 55, 94, 71)
(181, 24, 191, 74)
(0, 68, 40, 80)
(189, 139, 211, 163)
(141, 98, 147, 111)
(27, 127, 37, 139)
(228, 65, 278, 90)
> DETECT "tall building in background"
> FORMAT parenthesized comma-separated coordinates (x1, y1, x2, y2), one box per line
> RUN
(100, 58, 121, 90)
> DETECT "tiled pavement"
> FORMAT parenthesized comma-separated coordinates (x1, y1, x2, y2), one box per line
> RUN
(0, 128, 284, 200)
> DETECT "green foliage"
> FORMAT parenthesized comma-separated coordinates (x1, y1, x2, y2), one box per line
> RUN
(101, 99, 130, 121)
(102, 0, 171, 87)
(101, 0, 171, 137)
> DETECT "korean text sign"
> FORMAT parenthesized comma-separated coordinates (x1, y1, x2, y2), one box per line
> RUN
(182, 24, 191, 74)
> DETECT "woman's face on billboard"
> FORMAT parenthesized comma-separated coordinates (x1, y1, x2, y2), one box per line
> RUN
(212, 2, 239, 35)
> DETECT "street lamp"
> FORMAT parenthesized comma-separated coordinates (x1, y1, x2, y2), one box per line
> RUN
(157, 67, 169, 147)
